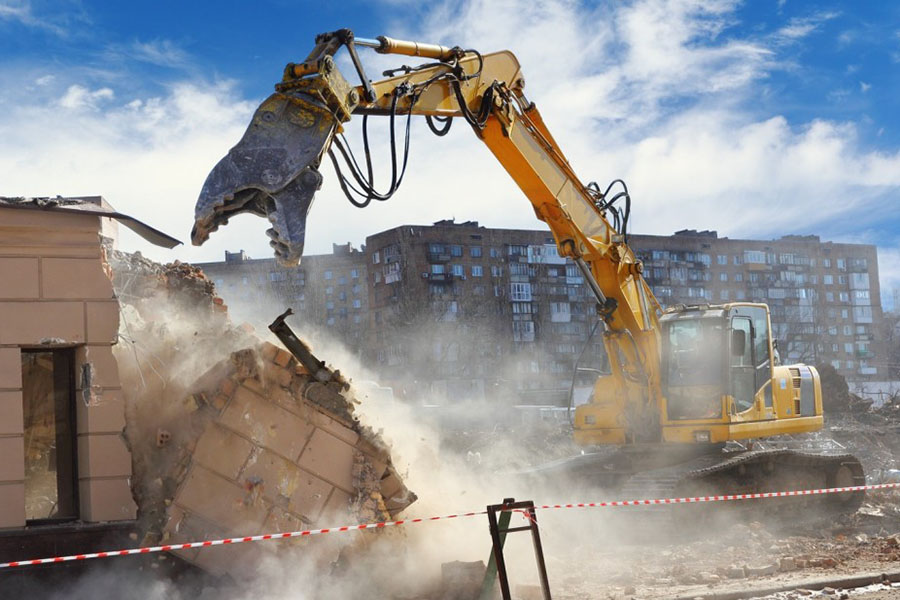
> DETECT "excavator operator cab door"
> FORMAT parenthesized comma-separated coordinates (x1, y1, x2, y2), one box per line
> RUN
(728, 305, 774, 415)
(729, 316, 755, 412)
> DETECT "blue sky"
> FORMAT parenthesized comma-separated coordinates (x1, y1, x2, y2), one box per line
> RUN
(1, 0, 899, 304)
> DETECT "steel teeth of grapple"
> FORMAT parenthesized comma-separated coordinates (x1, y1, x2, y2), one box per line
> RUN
(191, 92, 335, 266)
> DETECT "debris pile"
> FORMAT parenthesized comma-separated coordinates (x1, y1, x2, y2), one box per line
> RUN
(108, 251, 414, 577)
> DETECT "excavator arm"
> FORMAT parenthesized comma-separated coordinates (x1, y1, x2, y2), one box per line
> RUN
(193, 30, 663, 443)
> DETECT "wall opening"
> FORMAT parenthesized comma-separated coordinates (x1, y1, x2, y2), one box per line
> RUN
(21, 349, 78, 523)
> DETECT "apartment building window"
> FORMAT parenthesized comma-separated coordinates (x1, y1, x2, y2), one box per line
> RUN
(651, 250, 669, 260)
(490, 247, 501, 258)
(352, 299, 361, 308)
(734, 273, 743, 282)
(841, 308, 849, 319)
(431, 264, 445, 274)
(508, 245, 527, 257)
(744, 250, 766, 264)
(852, 306, 873, 323)
(353, 315, 361, 324)
(491, 265, 503, 277)
(826, 292, 834, 302)
(241, 276, 248, 285)
(472, 265, 483, 277)
(339, 291, 347, 301)
(470, 246, 483, 258)
(372, 252, 380, 264)
(326, 286, 333, 295)
(351, 269, 359, 278)
(512, 320, 535, 342)
(837, 259, 846, 270)
(512, 302, 532, 314)
(338, 275, 348, 285)
(352, 284, 361, 294)
(326, 301, 334, 309)
(849, 258, 868, 270)
(720, 273, 728, 282)
(23, 350, 78, 522)
(451, 264, 464, 276)
(268, 271, 286, 282)
(510, 283, 532, 301)
(839, 292, 850, 302)
(510, 263, 528, 276)
(768, 288, 786, 299)
(720, 290, 729, 300)
(550, 302, 571, 322)
(449, 245, 463, 257)
(717, 255, 727, 265)
(669, 267, 687, 281)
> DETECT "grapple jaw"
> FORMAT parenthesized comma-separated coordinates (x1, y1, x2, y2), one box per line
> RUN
(191, 93, 337, 266)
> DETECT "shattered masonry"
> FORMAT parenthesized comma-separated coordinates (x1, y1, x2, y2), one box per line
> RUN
(109, 250, 415, 576)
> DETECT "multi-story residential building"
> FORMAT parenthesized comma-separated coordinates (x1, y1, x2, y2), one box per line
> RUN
(364, 220, 605, 403)
(631, 230, 884, 379)
(199, 224, 886, 404)
(196, 243, 369, 352)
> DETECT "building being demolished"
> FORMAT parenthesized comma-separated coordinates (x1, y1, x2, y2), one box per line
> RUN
(0, 196, 414, 582)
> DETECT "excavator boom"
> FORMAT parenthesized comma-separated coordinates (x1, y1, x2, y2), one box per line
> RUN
(194, 29, 663, 443)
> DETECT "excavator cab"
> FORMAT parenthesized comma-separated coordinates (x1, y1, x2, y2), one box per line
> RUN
(658, 302, 824, 444)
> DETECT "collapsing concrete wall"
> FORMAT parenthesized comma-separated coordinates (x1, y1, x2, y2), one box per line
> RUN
(109, 252, 414, 576)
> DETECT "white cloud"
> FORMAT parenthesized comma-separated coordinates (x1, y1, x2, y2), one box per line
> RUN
(58, 84, 115, 110)
(0, 0, 66, 35)
(128, 39, 190, 68)
(860, 81, 871, 93)
(771, 11, 838, 46)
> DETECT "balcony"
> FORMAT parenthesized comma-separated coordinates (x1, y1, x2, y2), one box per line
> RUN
(427, 252, 452, 263)
(427, 272, 454, 283)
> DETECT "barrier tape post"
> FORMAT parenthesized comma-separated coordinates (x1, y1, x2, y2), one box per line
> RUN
(1, 482, 897, 571)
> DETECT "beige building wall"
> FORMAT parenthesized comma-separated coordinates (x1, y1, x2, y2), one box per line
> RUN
(0, 206, 136, 528)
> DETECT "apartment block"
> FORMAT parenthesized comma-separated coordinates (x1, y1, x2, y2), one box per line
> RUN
(200, 223, 886, 405)
(631, 229, 884, 380)
(364, 220, 605, 403)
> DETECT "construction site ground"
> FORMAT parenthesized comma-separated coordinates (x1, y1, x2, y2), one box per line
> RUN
(431, 402, 900, 600)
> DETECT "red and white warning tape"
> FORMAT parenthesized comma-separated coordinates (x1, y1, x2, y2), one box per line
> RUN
(533, 482, 900, 511)
(2, 482, 898, 570)
(0, 510, 486, 569)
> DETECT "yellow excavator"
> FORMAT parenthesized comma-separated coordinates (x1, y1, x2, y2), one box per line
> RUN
(191, 29, 864, 515)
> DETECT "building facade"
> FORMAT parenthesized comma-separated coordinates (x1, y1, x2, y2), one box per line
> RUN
(199, 224, 887, 404)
